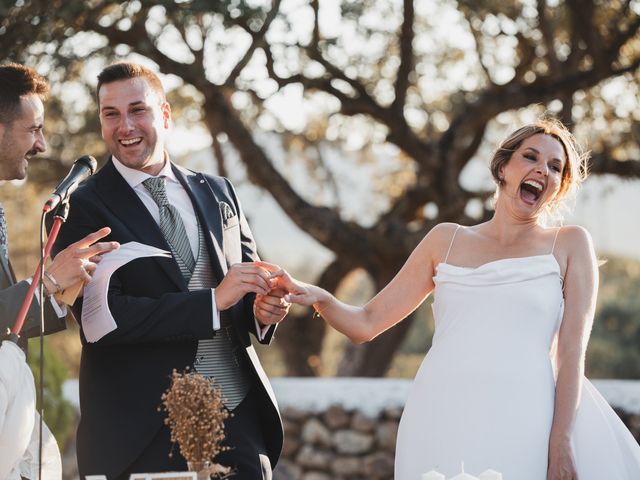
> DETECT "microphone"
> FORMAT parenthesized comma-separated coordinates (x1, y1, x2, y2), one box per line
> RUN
(43, 155, 97, 212)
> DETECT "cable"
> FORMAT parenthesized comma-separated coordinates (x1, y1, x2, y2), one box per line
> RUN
(38, 209, 46, 480)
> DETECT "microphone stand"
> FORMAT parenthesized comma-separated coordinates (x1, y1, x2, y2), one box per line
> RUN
(10, 201, 69, 339)
(9, 200, 69, 480)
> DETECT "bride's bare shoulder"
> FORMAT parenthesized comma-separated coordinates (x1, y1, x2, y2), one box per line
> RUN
(556, 225, 595, 260)
(548, 225, 594, 277)
(415, 223, 462, 258)
(427, 222, 461, 241)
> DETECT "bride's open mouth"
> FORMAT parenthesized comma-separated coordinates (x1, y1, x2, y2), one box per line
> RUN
(519, 179, 544, 206)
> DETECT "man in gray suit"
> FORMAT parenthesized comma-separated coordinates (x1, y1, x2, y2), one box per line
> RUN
(0, 63, 118, 345)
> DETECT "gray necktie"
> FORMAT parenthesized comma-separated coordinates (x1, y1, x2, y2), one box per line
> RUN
(0, 204, 8, 264)
(143, 177, 195, 279)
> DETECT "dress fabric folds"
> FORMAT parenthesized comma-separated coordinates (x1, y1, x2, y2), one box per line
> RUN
(395, 254, 640, 479)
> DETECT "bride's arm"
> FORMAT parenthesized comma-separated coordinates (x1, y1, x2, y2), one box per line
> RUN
(276, 223, 456, 343)
(547, 225, 598, 479)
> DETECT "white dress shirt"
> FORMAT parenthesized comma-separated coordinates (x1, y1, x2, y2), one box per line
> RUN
(111, 156, 271, 339)
(112, 156, 220, 331)
(28, 280, 66, 318)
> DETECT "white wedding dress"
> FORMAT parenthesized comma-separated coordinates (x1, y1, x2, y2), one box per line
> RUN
(395, 241, 640, 479)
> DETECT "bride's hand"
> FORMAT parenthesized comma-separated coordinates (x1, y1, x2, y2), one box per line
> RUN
(547, 442, 577, 480)
(259, 265, 326, 307)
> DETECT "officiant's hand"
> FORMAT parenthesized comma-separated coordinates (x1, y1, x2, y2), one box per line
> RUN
(44, 227, 119, 293)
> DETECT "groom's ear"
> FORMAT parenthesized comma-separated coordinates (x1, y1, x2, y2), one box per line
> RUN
(161, 100, 171, 129)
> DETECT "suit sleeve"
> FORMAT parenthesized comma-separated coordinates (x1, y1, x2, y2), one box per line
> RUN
(53, 191, 216, 346)
(0, 279, 66, 339)
(223, 177, 277, 345)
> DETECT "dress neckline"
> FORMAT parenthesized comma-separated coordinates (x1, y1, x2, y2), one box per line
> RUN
(437, 253, 560, 272)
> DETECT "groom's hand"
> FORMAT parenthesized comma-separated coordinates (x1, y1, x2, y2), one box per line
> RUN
(254, 288, 291, 326)
(215, 262, 274, 311)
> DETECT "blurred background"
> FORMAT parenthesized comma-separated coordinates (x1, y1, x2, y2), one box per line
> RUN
(1, 0, 640, 475)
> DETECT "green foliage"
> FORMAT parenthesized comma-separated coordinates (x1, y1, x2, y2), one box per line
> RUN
(398, 301, 434, 355)
(27, 337, 76, 447)
(588, 302, 640, 378)
(586, 256, 640, 379)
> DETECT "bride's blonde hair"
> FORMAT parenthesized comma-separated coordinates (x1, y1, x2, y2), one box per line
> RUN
(490, 117, 590, 223)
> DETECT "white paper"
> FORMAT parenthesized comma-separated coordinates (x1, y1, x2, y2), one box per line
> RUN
(81, 242, 171, 343)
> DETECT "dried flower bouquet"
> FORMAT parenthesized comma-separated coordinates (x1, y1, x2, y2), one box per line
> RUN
(161, 370, 232, 479)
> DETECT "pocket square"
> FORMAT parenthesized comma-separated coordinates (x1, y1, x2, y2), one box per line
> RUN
(219, 201, 236, 221)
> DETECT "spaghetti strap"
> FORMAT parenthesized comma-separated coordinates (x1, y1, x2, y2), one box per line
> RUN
(550, 227, 561, 255)
(443, 225, 461, 264)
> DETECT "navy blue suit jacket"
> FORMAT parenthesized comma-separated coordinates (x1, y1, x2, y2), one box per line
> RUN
(53, 159, 282, 478)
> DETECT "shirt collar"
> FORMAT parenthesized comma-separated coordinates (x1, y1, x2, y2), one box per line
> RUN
(111, 154, 178, 189)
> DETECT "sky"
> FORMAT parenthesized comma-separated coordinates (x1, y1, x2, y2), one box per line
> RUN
(28, 0, 640, 275)
(177, 135, 640, 282)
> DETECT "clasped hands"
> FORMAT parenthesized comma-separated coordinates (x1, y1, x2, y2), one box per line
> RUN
(214, 261, 323, 327)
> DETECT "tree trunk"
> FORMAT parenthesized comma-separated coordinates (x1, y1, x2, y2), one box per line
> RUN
(277, 258, 357, 376)
(275, 310, 326, 376)
(336, 311, 417, 377)
(335, 266, 418, 377)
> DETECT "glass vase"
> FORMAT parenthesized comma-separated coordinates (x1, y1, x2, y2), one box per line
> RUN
(187, 460, 212, 480)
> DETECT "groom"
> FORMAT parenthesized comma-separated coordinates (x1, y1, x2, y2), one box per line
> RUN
(54, 62, 287, 479)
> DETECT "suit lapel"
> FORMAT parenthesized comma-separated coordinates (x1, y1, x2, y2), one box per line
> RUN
(0, 255, 14, 287)
(172, 164, 227, 280)
(94, 159, 188, 291)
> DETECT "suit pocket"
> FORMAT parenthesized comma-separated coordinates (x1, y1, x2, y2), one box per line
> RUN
(223, 215, 239, 230)
(223, 222, 242, 264)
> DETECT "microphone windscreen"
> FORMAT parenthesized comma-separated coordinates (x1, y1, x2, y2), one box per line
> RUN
(76, 155, 98, 174)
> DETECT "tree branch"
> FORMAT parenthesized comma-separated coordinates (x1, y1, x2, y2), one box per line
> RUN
(225, 0, 282, 84)
(513, 31, 538, 82)
(201, 89, 372, 258)
(605, 14, 640, 66)
(264, 45, 433, 167)
(391, 0, 415, 115)
(590, 155, 640, 178)
(459, 6, 495, 84)
(537, 0, 560, 73)
(85, 17, 209, 90)
(211, 133, 228, 178)
(276, 257, 354, 376)
(565, 0, 604, 69)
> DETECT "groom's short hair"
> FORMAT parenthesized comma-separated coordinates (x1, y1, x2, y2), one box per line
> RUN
(97, 62, 166, 103)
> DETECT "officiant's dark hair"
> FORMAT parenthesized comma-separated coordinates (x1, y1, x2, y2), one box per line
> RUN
(97, 62, 166, 104)
(0, 63, 49, 124)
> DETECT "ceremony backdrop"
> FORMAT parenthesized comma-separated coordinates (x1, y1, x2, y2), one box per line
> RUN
(1, 0, 640, 472)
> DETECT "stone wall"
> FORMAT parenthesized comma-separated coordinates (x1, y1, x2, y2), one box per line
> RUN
(274, 404, 400, 479)
(270, 378, 410, 480)
(270, 378, 640, 480)
(62, 378, 640, 480)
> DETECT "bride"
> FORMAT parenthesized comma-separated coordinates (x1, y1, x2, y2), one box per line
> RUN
(266, 118, 640, 479)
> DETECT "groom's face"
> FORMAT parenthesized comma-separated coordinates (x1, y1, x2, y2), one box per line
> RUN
(98, 77, 171, 176)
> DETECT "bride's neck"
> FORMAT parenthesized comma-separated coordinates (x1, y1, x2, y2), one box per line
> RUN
(485, 208, 541, 245)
